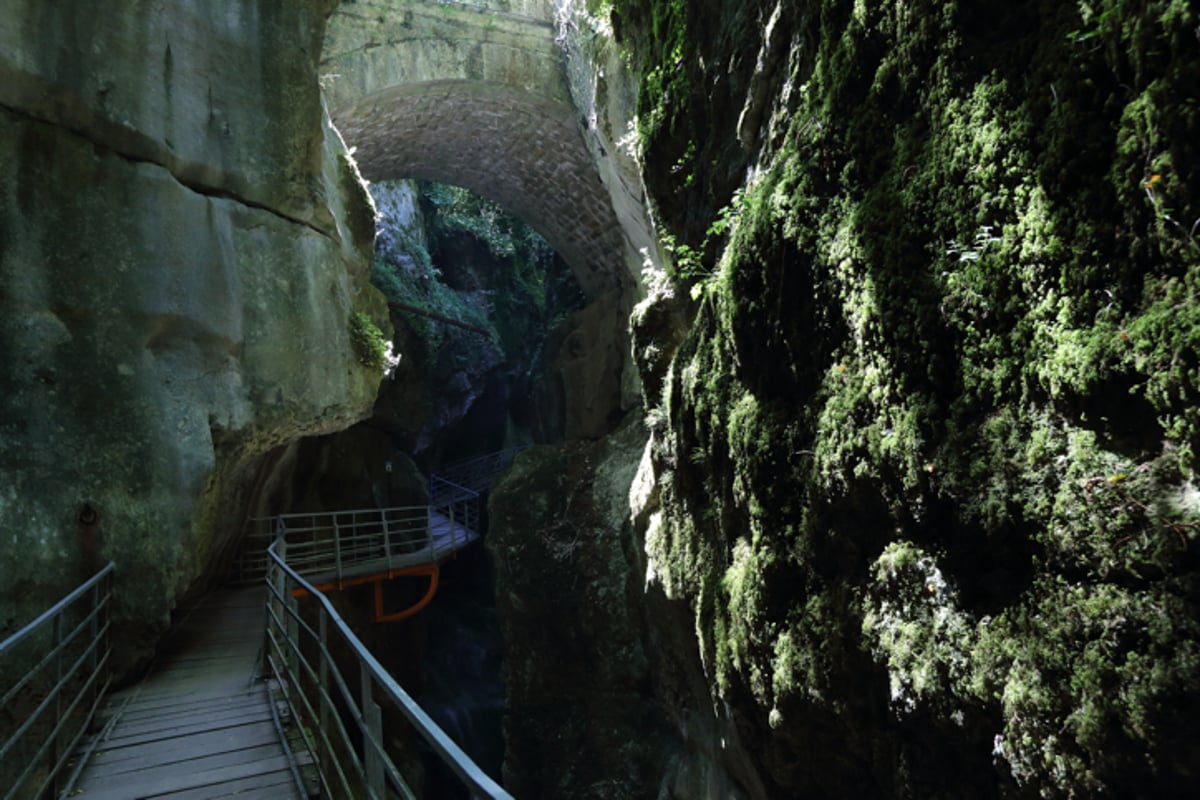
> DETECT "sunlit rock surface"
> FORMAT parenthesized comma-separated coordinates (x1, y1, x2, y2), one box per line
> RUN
(0, 0, 384, 668)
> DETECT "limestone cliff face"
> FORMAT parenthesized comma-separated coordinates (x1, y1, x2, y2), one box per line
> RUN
(0, 0, 384, 668)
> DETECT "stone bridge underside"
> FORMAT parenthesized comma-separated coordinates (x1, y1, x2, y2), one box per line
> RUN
(322, 0, 627, 301)
(322, 0, 638, 435)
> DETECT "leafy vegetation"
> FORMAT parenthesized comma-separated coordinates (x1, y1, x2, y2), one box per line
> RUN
(348, 310, 391, 371)
(368, 179, 586, 445)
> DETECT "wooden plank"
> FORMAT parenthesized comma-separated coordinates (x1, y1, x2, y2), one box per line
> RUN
(153, 770, 298, 800)
(82, 721, 281, 775)
(157, 642, 260, 658)
(141, 664, 260, 682)
(100, 704, 271, 740)
(153, 638, 262, 656)
(107, 684, 258, 713)
(80, 742, 287, 788)
(116, 674, 262, 705)
(71, 587, 301, 798)
(95, 708, 274, 749)
(75, 753, 296, 800)
(98, 704, 273, 744)
(132, 670, 259, 697)
(121, 695, 270, 724)
(105, 690, 259, 722)
(131, 673, 257, 697)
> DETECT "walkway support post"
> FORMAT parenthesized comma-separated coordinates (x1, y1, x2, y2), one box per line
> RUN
(318, 609, 330, 776)
(361, 662, 384, 796)
(49, 613, 64, 798)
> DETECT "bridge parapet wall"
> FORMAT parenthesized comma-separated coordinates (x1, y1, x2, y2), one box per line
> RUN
(323, 0, 568, 114)
(412, 0, 556, 20)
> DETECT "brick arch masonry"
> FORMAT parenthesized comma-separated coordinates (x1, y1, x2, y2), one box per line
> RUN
(322, 0, 628, 300)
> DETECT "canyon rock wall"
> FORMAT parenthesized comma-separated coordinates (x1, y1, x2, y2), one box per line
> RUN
(487, 421, 668, 799)
(492, 0, 1200, 797)
(617, 0, 1200, 797)
(0, 0, 385, 670)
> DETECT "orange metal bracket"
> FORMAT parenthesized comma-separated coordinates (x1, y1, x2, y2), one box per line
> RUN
(290, 563, 442, 623)
(373, 564, 440, 623)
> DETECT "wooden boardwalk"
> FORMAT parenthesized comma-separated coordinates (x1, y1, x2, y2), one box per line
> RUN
(72, 588, 303, 799)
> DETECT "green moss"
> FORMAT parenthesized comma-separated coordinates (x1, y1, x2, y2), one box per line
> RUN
(971, 577, 1200, 794)
(348, 310, 389, 371)
(863, 542, 975, 714)
(623, 0, 1200, 794)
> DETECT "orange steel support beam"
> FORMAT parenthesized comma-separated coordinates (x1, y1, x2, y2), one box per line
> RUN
(290, 563, 443, 623)
(373, 564, 439, 623)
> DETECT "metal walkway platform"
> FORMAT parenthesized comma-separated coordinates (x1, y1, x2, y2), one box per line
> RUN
(296, 510, 480, 587)
(72, 588, 302, 800)
(16, 449, 528, 798)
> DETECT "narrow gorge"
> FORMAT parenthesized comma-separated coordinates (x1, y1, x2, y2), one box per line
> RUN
(2, 1, 1198, 798)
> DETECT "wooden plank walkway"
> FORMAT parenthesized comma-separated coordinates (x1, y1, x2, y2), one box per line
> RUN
(72, 588, 303, 799)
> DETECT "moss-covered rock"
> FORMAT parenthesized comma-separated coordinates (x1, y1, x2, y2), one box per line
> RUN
(487, 420, 670, 799)
(614, 0, 1200, 795)
(370, 179, 606, 453)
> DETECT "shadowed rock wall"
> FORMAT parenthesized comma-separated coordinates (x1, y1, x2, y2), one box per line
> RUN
(486, 0, 1200, 797)
(618, 0, 1200, 797)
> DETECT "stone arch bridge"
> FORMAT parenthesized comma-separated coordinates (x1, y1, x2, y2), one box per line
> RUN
(322, 0, 641, 435)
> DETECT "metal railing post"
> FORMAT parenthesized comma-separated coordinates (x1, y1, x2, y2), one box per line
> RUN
(361, 662, 383, 797)
(382, 510, 393, 568)
(273, 536, 288, 624)
(263, 538, 511, 800)
(451, 503, 459, 550)
(285, 594, 300, 682)
(318, 609, 330, 776)
(48, 613, 64, 797)
(333, 516, 343, 583)
(87, 578, 101, 734)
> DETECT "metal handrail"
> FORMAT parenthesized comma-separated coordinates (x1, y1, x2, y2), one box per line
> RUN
(433, 447, 527, 494)
(265, 539, 512, 799)
(430, 476, 481, 539)
(431, 475, 478, 511)
(236, 496, 487, 587)
(0, 563, 114, 800)
(234, 449, 524, 584)
(275, 505, 441, 583)
(236, 505, 442, 584)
